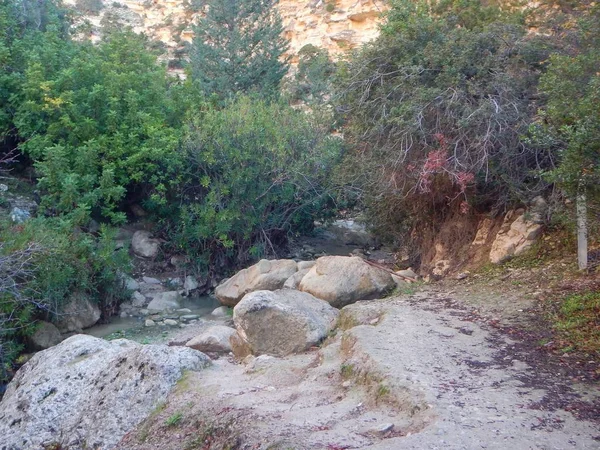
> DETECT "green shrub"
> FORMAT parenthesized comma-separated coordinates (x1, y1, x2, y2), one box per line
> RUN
(168, 95, 342, 270)
(13, 31, 187, 224)
(0, 218, 131, 383)
(75, 0, 104, 15)
(554, 291, 600, 354)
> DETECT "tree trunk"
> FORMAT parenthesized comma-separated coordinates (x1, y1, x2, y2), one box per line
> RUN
(576, 186, 588, 271)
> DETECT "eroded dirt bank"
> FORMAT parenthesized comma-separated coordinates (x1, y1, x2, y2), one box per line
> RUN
(117, 290, 600, 450)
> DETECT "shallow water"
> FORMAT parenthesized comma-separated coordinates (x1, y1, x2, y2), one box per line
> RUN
(84, 295, 221, 341)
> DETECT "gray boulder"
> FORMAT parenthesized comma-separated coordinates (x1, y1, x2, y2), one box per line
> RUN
(184, 275, 199, 293)
(233, 290, 339, 357)
(283, 268, 311, 290)
(54, 293, 101, 333)
(185, 326, 236, 353)
(131, 230, 160, 258)
(27, 321, 62, 351)
(0, 334, 210, 450)
(215, 259, 298, 306)
(123, 276, 139, 291)
(131, 291, 147, 307)
(211, 306, 230, 317)
(147, 291, 182, 312)
(299, 256, 395, 308)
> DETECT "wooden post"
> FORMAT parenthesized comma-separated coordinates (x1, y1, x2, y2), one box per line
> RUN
(576, 184, 588, 271)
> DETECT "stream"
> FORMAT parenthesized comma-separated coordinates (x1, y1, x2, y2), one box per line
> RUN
(84, 295, 221, 342)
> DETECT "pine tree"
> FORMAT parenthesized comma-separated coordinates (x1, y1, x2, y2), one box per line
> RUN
(189, 0, 289, 100)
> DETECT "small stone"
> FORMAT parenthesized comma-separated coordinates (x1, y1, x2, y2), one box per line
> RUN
(124, 277, 140, 291)
(368, 423, 394, 436)
(396, 268, 418, 279)
(140, 309, 149, 316)
(180, 314, 200, 321)
(145, 319, 156, 327)
(177, 308, 192, 313)
(342, 381, 351, 388)
(456, 272, 470, 280)
(170, 255, 189, 267)
(120, 311, 128, 318)
(143, 276, 161, 285)
(167, 277, 183, 287)
(164, 319, 178, 326)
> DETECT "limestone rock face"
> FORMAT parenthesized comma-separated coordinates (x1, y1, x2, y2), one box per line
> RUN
(233, 290, 339, 356)
(215, 259, 298, 306)
(299, 256, 395, 308)
(131, 230, 160, 258)
(489, 210, 543, 264)
(54, 294, 101, 333)
(27, 321, 62, 350)
(186, 325, 237, 353)
(63, 0, 386, 71)
(0, 334, 210, 450)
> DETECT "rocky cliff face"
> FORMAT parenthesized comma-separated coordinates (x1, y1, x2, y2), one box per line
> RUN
(65, 0, 386, 65)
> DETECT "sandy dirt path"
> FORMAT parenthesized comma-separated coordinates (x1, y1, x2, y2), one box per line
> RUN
(118, 291, 600, 450)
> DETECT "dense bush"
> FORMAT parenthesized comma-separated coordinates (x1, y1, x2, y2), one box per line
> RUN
(168, 96, 342, 270)
(0, 218, 130, 383)
(333, 0, 555, 241)
(13, 30, 187, 224)
(290, 44, 335, 105)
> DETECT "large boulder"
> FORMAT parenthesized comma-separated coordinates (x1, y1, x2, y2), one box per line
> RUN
(185, 326, 237, 353)
(27, 321, 62, 351)
(489, 209, 543, 264)
(131, 230, 160, 259)
(215, 259, 298, 306)
(147, 291, 182, 312)
(54, 293, 101, 333)
(233, 290, 339, 357)
(298, 256, 395, 308)
(0, 334, 210, 450)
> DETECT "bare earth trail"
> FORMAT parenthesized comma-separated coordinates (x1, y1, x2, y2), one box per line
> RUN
(118, 289, 600, 450)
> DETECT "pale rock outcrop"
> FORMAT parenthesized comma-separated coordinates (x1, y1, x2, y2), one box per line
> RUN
(131, 230, 160, 258)
(54, 293, 101, 333)
(299, 256, 395, 308)
(27, 321, 62, 350)
(489, 209, 543, 264)
(215, 259, 298, 306)
(233, 290, 339, 356)
(0, 334, 210, 450)
(147, 291, 182, 311)
(63, 0, 386, 67)
(186, 325, 236, 353)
